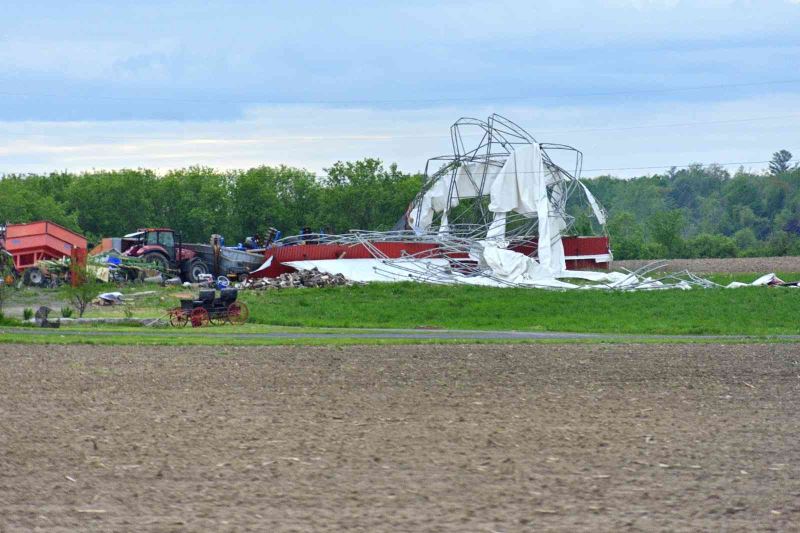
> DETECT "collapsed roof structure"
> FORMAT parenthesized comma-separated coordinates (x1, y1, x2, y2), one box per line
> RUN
(244, 115, 795, 290)
(249, 114, 631, 288)
(406, 113, 608, 273)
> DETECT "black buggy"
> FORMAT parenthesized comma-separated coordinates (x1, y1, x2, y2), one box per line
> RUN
(168, 288, 249, 327)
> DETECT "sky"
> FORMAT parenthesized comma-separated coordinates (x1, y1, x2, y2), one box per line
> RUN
(0, 0, 798, 178)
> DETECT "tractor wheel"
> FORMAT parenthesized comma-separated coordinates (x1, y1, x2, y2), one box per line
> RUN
(168, 308, 189, 328)
(190, 307, 210, 328)
(23, 267, 44, 287)
(142, 252, 169, 273)
(186, 258, 209, 283)
(227, 302, 249, 325)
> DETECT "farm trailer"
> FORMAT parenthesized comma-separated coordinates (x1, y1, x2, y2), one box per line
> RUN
(0, 221, 87, 286)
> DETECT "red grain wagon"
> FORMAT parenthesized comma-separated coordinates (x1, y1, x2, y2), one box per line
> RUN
(0, 221, 87, 285)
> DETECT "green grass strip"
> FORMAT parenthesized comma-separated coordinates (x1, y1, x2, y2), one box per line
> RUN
(239, 282, 800, 336)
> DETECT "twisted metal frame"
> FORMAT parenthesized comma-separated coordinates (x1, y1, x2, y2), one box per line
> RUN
(410, 113, 597, 243)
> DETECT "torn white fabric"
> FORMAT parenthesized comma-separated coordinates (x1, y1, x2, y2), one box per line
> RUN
(284, 253, 790, 292)
(485, 144, 566, 273)
(482, 245, 552, 282)
(488, 144, 542, 216)
(558, 270, 630, 283)
(454, 162, 503, 198)
(251, 255, 273, 274)
(725, 273, 785, 288)
(749, 273, 779, 286)
(408, 163, 503, 233)
(284, 258, 450, 283)
(478, 245, 577, 288)
(579, 181, 607, 225)
(486, 212, 507, 240)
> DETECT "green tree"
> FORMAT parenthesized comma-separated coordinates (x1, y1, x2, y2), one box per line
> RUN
(648, 210, 686, 258)
(607, 211, 647, 259)
(733, 228, 757, 252)
(769, 150, 795, 175)
(228, 166, 320, 240)
(152, 166, 233, 242)
(686, 233, 737, 258)
(60, 265, 105, 318)
(64, 169, 158, 240)
(0, 179, 79, 230)
(319, 159, 422, 232)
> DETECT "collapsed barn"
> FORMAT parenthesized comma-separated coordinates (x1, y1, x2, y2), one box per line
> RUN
(2, 115, 791, 292)
(249, 114, 619, 288)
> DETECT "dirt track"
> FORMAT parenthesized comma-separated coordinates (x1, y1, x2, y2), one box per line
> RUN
(1, 344, 798, 532)
(612, 256, 800, 274)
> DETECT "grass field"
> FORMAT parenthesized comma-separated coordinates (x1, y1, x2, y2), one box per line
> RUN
(241, 281, 800, 335)
(2, 272, 798, 342)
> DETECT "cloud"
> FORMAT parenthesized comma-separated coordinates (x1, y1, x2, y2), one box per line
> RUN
(2, 93, 797, 177)
(0, 1, 797, 176)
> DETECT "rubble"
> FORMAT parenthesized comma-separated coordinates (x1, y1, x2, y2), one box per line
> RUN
(34, 306, 60, 328)
(242, 268, 351, 290)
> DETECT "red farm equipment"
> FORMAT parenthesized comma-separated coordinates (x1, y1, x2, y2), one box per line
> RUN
(0, 221, 87, 286)
(122, 228, 211, 282)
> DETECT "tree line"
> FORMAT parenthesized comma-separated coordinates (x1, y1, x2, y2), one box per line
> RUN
(0, 159, 421, 245)
(1, 152, 799, 258)
(587, 151, 800, 259)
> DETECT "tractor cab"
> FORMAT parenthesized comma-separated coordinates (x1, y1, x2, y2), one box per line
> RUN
(143, 229, 176, 261)
(124, 228, 184, 262)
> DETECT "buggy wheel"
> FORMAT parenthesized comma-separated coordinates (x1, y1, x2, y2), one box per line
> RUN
(190, 307, 210, 328)
(227, 302, 249, 325)
(209, 312, 226, 326)
(168, 308, 189, 328)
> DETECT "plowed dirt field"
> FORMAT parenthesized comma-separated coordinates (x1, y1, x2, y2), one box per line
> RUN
(1, 343, 798, 532)
(612, 256, 800, 274)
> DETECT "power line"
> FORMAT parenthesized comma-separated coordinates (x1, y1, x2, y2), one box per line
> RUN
(0, 78, 799, 106)
(395, 160, 766, 177)
(2, 111, 796, 144)
(300, 160, 774, 179)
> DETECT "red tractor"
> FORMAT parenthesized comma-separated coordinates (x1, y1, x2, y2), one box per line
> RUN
(123, 228, 210, 283)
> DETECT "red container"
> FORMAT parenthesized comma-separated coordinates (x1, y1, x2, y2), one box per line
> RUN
(1, 221, 88, 271)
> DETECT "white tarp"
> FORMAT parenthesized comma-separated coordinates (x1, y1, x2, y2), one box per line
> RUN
(579, 181, 607, 225)
(724, 273, 790, 288)
(486, 144, 566, 273)
(454, 162, 502, 198)
(284, 252, 791, 291)
(487, 144, 542, 216)
(284, 258, 451, 283)
(408, 162, 503, 233)
(482, 245, 552, 282)
(251, 255, 274, 274)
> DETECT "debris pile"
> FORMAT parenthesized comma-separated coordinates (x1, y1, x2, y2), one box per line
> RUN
(243, 268, 350, 289)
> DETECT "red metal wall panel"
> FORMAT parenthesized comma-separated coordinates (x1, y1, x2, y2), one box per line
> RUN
(250, 236, 612, 279)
